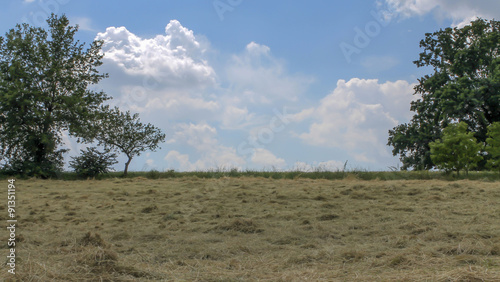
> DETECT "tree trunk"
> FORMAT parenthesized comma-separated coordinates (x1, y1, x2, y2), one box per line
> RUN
(124, 156, 132, 177)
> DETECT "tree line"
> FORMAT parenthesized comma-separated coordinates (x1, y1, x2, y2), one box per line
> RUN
(0, 14, 165, 178)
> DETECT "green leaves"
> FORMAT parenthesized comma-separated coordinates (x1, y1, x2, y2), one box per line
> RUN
(429, 122, 483, 176)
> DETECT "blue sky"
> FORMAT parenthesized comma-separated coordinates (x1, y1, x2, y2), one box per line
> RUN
(2, 0, 499, 172)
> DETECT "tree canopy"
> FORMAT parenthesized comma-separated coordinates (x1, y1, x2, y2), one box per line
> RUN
(0, 14, 109, 177)
(388, 18, 500, 170)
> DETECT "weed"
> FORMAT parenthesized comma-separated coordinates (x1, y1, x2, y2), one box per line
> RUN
(79, 232, 107, 248)
(141, 205, 158, 213)
(342, 250, 365, 263)
(318, 214, 339, 221)
(213, 218, 263, 234)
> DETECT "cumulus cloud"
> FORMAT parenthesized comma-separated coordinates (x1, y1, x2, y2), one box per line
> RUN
(295, 78, 415, 163)
(95, 20, 215, 88)
(164, 150, 200, 171)
(225, 42, 314, 104)
(167, 123, 218, 151)
(251, 148, 286, 169)
(95, 22, 312, 128)
(165, 122, 291, 170)
(383, 0, 500, 27)
(221, 105, 256, 129)
(95, 19, 222, 120)
(165, 123, 246, 170)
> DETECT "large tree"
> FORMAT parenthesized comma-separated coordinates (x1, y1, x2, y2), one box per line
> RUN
(0, 14, 109, 177)
(96, 107, 165, 176)
(388, 19, 500, 170)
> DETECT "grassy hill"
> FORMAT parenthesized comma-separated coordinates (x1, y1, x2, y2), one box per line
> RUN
(2, 176, 500, 281)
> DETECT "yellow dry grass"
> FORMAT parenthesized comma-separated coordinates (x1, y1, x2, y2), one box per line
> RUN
(1, 177, 500, 281)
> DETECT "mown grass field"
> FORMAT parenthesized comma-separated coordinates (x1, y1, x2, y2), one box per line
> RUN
(2, 176, 500, 281)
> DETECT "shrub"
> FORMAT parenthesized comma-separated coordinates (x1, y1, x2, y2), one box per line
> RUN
(69, 147, 117, 178)
(146, 169, 161, 179)
(429, 122, 483, 176)
(486, 122, 500, 173)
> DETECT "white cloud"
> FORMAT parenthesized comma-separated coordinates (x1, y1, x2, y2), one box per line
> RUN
(221, 105, 256, 129)
(95, 20, 215, 88)
(225, 42, 314, 104)
(95, 19, 221, 119)
(143, 96, 219, 114)
(72, 17, 95, 32)
(145, 159, 155, 167)
(245, 41, 271, 56)
(165, 123, 246, 170)
(95, 23, 312, 131)
(164, 150, 199, 171)
(295, 78, 415, 163)
(292, 160, 345, 172)
(168, 123, 218, 151)
(383, 0, 500, 27)
(165, 123, 291, 170)
(290, 107, 315, 123)
(251, 148, 286, 169)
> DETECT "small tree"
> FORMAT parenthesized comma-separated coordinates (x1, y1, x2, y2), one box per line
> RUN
(96, 107, 165, 176)
(429, 122, 483, 176)
(486, 122, 500, 173)
(69, 147, 117, 178)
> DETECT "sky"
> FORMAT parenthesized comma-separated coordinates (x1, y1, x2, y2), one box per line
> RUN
(1, 0, 499, 172)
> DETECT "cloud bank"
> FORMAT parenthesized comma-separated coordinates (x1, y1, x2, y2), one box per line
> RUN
(294, 78, 415, 163)
(383, 0, 500, 27)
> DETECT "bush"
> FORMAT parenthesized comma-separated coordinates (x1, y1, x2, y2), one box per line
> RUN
(69, 147, 118, 178)
(146, 169, 161, 179)
(486, 122, 500, 173)
(1, 148, 67, 179)
(429, 122, 483, 176)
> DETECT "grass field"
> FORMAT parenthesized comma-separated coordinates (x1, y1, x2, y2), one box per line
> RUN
(2, 176, 500, 281)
